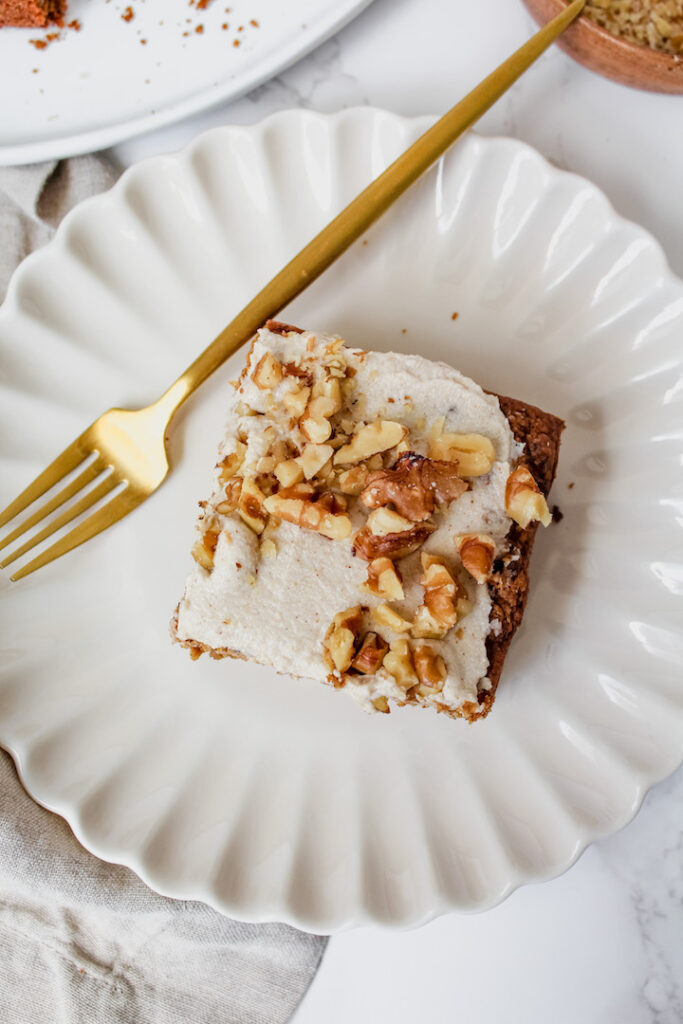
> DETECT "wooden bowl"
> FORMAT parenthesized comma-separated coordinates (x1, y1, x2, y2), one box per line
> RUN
(521, 0, 683, 93)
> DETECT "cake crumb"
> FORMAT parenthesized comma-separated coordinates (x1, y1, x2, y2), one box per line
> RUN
(250, 18, 259, 27)
(196, 23, 204, 33)
(568, 481, 575, 489)
(451, 312, 459, 321)
(232, 37, 240, 46)
(551, 504, 564, 523)
(68, 18, 80, 30)
(121, 6, 134, 22)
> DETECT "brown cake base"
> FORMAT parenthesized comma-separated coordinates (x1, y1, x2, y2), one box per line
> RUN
(0, 0, 65, 27)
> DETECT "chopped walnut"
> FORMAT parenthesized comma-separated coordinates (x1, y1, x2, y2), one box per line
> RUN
(191, 523, 220, 571)
(456, 533, 495, 583)
(383, 639, 419, 690)
(351, 632, 389, 674)
(274, 459, 304, 488)
(323, 605, 363, 673)
(366, 506, 416, 536)
(428, 420, 495, 477)
(333, 420, 407, 465)
(411, 554, 469, 639)
(360, 452, 469, 522)
(300, 394, 337, 443)
(252, 351, 283, 389)
(215, 476, 243, 515)
(311, 376, 342, 412)
(265, 319, 304, 336)
(218, 443, 246, 485)
(362, 557, 404, 601)
(264, 485, 351, 540)
(352, 522, 435, 561)
(371, 603, 412, 633)
(505, 466, 552, 528)
(372, 696, 390, 714)
(283, 384, 311, 419)
(297, 443, 334, 480)
(412, 643, 447, 696)
(336, 465, 369, 495)
(237, 477, 268, 534)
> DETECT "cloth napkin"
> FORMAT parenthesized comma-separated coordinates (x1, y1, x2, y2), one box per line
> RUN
(0, 158, 327, 1024)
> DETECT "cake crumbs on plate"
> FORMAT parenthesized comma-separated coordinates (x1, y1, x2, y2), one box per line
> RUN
(121, 6, 133, 22)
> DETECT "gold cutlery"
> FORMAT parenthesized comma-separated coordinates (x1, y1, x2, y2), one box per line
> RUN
(0, 0, 586, 580)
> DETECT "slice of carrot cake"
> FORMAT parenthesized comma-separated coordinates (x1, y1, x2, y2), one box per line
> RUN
(172, 321, 563, 721)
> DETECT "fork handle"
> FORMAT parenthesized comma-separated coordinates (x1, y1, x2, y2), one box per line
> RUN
(158, 0, 586, 416)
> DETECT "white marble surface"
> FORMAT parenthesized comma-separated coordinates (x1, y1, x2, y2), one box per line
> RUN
(109, 0, 683, 1020)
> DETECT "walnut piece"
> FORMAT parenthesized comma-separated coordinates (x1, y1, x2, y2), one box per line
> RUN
(351, 632, 389, 674)
(456, 533, 495, 583)
(191, 522, 220, 572)
(237, 477, 269, 535)
(264, 484, 351, 540)
(252, 351, 283, 389)
(352, 522, 435, 561)
(411, 553, 469, 639)
(428, 420, 495, 477)
(215, 476, 243, 515)
(311, 376, 342, 412)
(360, 452, 469, 522)
(362, 557, 404, 601)
(412, 643, 447, 696)
(274, 459, 305, 488)
(371, 603, 412, 633)
(336, 465, 369, 495)
(383, 639, 419, 690)
(366, 506, 416, 536)
(333, 420, 407, 465)
(323, 605, 363, 673)
(297, 443, 334, 480)
(505, 465, 552, 528)
(300, 394, 338, 443)
(372, 696, 390, 714)
(218, 443, 246, 485)
(283, 384, 311, 419)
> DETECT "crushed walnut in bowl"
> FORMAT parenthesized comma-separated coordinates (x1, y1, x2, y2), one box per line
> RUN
(585, 0, 683, 55)
(522, 0, 683, 92)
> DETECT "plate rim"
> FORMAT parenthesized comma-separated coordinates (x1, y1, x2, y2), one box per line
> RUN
(0, 0, 375, 166)
(1, 108, 682, 933)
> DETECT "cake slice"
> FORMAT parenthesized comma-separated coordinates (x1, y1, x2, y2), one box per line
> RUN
(0, 0, 65, 27)
(172, 322, 563, 721)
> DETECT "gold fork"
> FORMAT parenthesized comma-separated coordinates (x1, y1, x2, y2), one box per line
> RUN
(0, 0, 586, 582)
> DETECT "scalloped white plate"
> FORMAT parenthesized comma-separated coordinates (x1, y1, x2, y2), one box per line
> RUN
(1, 110, 682, 933)
(0, 0, 374, 165)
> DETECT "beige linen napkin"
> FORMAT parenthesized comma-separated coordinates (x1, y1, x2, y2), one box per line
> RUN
(0, 157, 326, 1024)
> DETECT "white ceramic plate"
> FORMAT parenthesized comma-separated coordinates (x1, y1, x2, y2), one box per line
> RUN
(1, 110, 682, 933)
(0, 0, 374, 165)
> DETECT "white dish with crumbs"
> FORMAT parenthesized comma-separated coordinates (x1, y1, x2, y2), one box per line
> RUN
(0, 0, 374, 164)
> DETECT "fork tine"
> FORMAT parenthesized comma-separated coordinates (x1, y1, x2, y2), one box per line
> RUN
(0, 460, 104, 554)
(9, 488, 138, 582)
(0, 474, 119, 570)
(0, 433, 91, 529)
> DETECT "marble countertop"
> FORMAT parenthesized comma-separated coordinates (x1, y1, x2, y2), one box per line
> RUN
(111, 1, 683, 1020)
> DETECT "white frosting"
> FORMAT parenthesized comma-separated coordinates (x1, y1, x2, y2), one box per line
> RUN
(175, 327, 518, 715)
